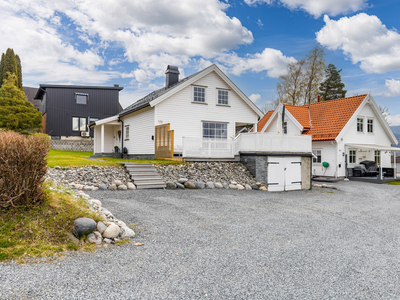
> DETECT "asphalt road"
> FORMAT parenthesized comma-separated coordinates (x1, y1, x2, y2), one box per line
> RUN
(1, 181, 400, 299)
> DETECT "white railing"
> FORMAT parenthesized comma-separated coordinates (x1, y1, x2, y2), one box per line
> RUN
(182, 133, 312, 158)
(182, 137, 235, 158)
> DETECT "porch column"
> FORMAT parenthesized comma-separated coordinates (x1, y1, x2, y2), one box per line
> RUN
(101, 124, 105, 153)
(394, 152, 397, 179)
(379, 150, 383, 180)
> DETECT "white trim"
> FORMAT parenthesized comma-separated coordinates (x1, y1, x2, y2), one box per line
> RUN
(149, 64, 264, 117)
(259, 103, 304, 133)
(345, 143, 400, 151)
(92, 115, 119, 126)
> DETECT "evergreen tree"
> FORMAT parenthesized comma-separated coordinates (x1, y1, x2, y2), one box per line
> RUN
(0, 48, 23, 90)
(0, 53, 5, 87)
(15, 55, 22, 89)
(0, 73, 42, 133)
(319, 64, 347, 101)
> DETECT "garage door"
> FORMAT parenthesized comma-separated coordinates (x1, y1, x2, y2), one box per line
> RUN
(267, 157, 302, 192)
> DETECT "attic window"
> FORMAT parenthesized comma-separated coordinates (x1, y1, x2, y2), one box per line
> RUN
(357, 118, 363, 132)
(76, 93, 88, 105)
(367, 119, 373, 133)
(218, 90, 228, 105)
(193, 86, 205, 103)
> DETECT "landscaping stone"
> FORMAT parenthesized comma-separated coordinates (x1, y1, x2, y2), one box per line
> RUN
(127, 182, 136, 190)
(222, 183, 229, 189)
(229, 184, 237, 190)
(120, 226, 136, 239)
(236, 184, 245, 190)
(114, 180, 123, 186)
(195, 181, 205, 189)
(108, 184, 117, 190)
(102, 223, 120, 239)
(103, 238, 112, 244)
(98, 183, 107, 190)
(178, 178, 188, 184)
(214, 182, 223, 189)
(245, 184, 252, 190)
(206, 182, 215, 189)
(251, 184, 259, 190)
(166, 181, 177, 189)
(175, 182, 185, 189)
(73, 217, 97, 238)
(117, 184, 127, 190)
(259, 186, 268, 191)
(97, 221, 107, 234)
(184, 181, 196, 189)
(87, 231, 102, 245)
(90, 199, 102, 207)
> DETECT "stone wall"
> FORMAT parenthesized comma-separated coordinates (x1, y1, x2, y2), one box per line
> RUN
(240, 154, 268, 184)
(51, 140, 94, 152)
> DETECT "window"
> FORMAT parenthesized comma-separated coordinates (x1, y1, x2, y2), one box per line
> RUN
(312, 150, 321, 164)
(203, 122, 227, 139)
(367, 119, 373, 133)
(72, 117, 87, 131)
(349, 150, 356, 163)
(375, 150, 380, 165)
(193, 86, 205, 103)
(76, 93, 88, 105)
(218, 90, 228, 105)
(125, 125, 130, 141)
(357, 118, 364, 132)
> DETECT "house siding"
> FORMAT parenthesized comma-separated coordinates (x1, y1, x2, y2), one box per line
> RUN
(154, 70, 259, 152)
(122, 106, 155, 155)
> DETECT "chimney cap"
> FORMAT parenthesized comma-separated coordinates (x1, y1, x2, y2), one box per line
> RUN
(166, 65, 179, 74)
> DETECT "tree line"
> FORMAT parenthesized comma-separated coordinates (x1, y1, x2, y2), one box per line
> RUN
(0, 48, 42, 133)
(276, 45, 346, 106)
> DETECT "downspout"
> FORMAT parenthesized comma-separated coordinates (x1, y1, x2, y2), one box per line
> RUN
(118, 117, 124, 159)
(282, 105, 286, 134)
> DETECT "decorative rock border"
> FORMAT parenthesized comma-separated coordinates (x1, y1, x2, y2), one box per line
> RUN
(165, 178, 267, 191)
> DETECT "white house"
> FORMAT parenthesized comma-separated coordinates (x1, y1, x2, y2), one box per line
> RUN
(258, 94, 399, 178)
(91, 64, 264, 159)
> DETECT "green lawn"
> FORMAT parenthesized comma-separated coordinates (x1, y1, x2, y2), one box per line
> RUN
(46, 149, 184, 168)
(388, 181, 400, 185)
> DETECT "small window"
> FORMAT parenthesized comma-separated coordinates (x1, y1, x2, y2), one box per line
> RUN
(125, 125, 130, 141)
(76, 93, 88, 104)
(312, 150, 321, 164)
(203, 122, 227, 139)
(375, 150, 380, 164)
(357, 118, 364, 132)
(218, 90, 228, 105)
(367, 119, 373, 133)
(72, 117, 87, 131)
(193, 86, 205, 103)
(349, 150, 356, 163)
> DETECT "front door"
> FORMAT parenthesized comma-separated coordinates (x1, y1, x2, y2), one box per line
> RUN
(155, 124, 174, 159)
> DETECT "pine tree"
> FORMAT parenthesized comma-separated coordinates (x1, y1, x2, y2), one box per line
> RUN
(0, 48, 23, 90)
(0, 53, 5, 86)
(319, 64, 347, 101)
(15, 55, 22, 89)
(0, 73, 42, 133)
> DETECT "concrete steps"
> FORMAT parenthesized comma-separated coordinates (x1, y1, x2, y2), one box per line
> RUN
(124, 163, 166, 189)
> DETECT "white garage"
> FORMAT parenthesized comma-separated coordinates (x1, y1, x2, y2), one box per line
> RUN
(267, 156, 302, 191)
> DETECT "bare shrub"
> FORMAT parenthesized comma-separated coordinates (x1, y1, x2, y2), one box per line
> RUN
(0, 131, 50, 208)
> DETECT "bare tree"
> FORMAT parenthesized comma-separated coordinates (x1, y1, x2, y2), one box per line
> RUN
(304, 46, 325, 104)
(379, 105, 390, 125)
(276, 60, 305, 105)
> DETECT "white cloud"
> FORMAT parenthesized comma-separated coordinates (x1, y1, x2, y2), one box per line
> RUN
(249, 94, 261, 103)
(385, 79, 400, 97)
(217, 48, 297, 78)
(244, 0, 367, 17)
(257, 19, 264, 27)
(317, 14, 400, 74)
(387, 114, 400, 126)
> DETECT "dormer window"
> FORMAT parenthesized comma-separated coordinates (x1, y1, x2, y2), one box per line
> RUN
(76, 93, 88, 105)
(357, 118, 363, 132)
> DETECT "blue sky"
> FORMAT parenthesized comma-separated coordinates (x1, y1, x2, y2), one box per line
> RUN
(2, 0, 400, 125)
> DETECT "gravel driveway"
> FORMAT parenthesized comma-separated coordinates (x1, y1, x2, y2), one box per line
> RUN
(1, 181, 400, 299)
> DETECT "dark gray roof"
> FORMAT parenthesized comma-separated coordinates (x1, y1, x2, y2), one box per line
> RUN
(119, 65, 213, 117)
(34, 84, 123, 99)
(23, 86, 41, 109)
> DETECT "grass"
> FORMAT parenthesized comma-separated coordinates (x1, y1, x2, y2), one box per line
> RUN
(0, 183, 102, 263)
(46, 149, 185, 167)
(388, 181, 400, 185)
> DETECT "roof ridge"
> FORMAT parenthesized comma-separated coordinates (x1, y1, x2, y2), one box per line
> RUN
(307, 94, 367, 106)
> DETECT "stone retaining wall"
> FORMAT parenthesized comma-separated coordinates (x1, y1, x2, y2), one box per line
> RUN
(51, 140, 94, 151)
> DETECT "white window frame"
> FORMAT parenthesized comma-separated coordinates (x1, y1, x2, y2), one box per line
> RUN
(75, 93, 88, 105)
(193, 86, 206, 103)
(349, 150, 357, 164)
(367, 119, 374, 133)
(357, 117, 364, 132)
(312, 149, 321, 164)
(217, 89, 229, 105)
(202, 122, 228, 139)
(125, 125, 130, 141)
(375, 150, 380, 165)
(72, 117, 87, 132)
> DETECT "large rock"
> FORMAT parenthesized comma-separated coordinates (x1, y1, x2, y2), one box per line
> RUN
(175, 182, 185, 189)
(98, 183, 107, 190)
(117, 184, 127, 190)
(222, 183, 229, 189)
(114, 180, 123, 186)
(120, 226, 136, 239)
(108, 184, 117, 190)
(178, 178, 188, 184)
(127, 182, 136, 190)
(195, 181, 205, 189)
(89, 199, 102, 207)
(184, 181, 196, 189)
(214, 182, 223, 189)
(102, 223, 120, 239)
(259, 186, 268, 191)
(73, 217, 97, 238)
(229, 184, 237, 190)
(236, 184, 245, 190)
(245, 184, 252, 190)
(206, 182, 215, 189)
(87, 231, 102, 245)
(251, 184, 259, 190)
(97, 221, 107, 234)
(166, 181, 177, 189)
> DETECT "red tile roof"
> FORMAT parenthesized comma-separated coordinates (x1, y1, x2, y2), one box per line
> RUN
(257, 110, 274, 132)
(259, 94, 367, 141)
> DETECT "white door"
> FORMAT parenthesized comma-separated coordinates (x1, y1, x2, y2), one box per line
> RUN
(267, 157, 302, 191)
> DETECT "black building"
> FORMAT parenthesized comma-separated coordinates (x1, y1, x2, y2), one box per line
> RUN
(35, 84, 123, 138)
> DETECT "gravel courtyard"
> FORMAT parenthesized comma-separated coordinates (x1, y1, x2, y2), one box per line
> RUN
(1, 181, 400, 299)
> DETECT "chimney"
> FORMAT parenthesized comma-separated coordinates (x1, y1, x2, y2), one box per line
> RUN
(114, 84, 119, 87)
(165, 65, 180, 88)
(317, 94, 320, 103)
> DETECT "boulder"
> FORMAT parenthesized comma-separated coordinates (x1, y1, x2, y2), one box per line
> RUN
(175, 182, 185, 189)
(237, 184, 245, 190)
(108, 184, 117, 190)
(259, 186, 268, 191)
(114, 180, 123, 186)
(103, 238, 112, 244)
(214, 182, 223, 189)
(73, 217, 97, 238)
(245, 184, 252, 190)
(117, 220, 127, 227)
(120, 226, 136, 239)
(222, 183, 229, 189)
(127, 182, 136, 190)
(229, 184, 237, 190)
(205, 182, 214, 189)
(184, 181, 196, 189)
(102, 223, 120, 239)
(87, 231, 102, 245)
(117, 184, 127, 190)
(90, 199, 102, 207)
(97, 221, 107, 234)
(178, 178, 188, 184)
(251, 184, 259, 190)
(231, 181, 237, 185)
(166, 181, 177, 189)
(98, 183, 107, 190)
(195, 181, 205, 189)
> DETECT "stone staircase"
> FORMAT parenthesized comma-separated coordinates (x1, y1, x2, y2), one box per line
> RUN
(124, 163, 166, 189)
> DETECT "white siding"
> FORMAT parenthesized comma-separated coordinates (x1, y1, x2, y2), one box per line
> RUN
(155, 70, 259, 152)
(122, 106, 154, 154)
(263, 113, 302, 135)
(312, 141, 338, 177)
(93, 124, 115, 154)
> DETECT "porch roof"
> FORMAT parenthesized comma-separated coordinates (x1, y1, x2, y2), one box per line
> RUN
(346, 143, 400, 152)
(90, 115, 120, 126)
